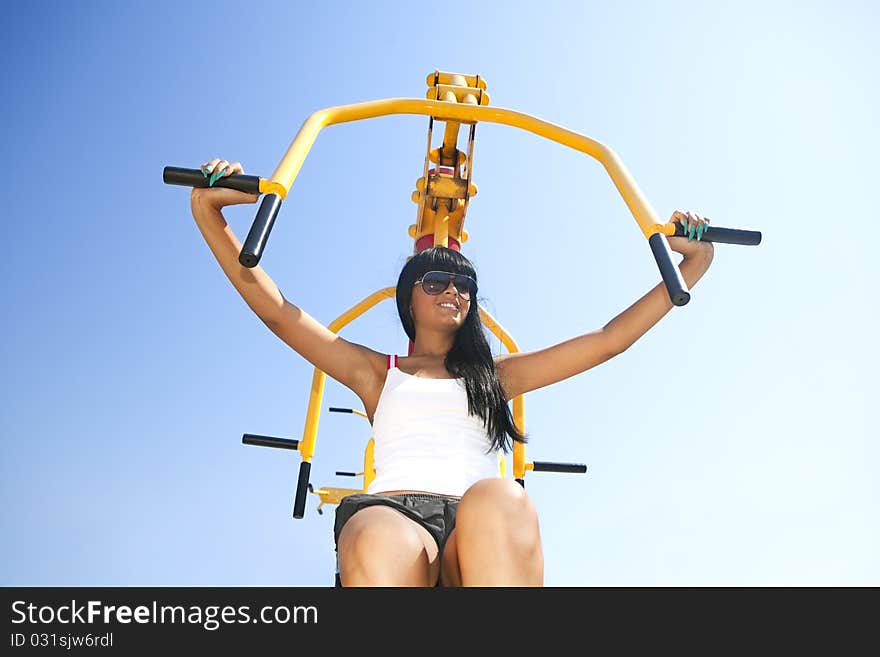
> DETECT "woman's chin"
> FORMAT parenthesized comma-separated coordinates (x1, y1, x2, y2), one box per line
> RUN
(434, 318, 462, 331)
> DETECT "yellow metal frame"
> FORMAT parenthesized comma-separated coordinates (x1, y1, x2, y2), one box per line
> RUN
(257, 75, 671, 241)
(273, 72, 597, 511)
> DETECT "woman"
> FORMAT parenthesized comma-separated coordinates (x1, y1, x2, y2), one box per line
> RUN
(191, 157, 715, 587)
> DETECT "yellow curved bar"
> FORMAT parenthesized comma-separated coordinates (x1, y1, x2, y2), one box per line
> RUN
(297, 287, 395, 461)
(269, 99, 665, 238)
(477, 306, 527, 481)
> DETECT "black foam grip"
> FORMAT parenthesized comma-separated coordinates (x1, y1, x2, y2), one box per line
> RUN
(649, 232, 690, 307)
(293, 461, 312, 519)
(242, 433, 300, 450)
(672, 221, 762, 246)
(531, 461, 588, 473)
(240, 193, 283, 268)
(163, 166, 261, 194)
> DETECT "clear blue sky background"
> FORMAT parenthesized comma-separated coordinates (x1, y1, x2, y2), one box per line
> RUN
(2, 0, 876, 586)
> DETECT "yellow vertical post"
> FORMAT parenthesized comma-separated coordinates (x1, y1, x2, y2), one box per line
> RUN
(433, 213, 449, 247)
(363, 438, 375, 491)
(439, 74, 467, 167)
(511, 394, 526, 482)
(298, 369, 325, 462)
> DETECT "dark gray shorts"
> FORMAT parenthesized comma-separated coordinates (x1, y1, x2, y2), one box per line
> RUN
(334, 492, 461, 587)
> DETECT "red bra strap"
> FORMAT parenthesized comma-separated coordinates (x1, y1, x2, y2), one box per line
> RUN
(386, 354, 396, 370)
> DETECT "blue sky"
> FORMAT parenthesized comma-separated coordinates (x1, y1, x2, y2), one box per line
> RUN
(2, 0, 876, 586)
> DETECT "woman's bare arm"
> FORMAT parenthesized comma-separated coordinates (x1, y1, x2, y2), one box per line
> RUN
(190, 187, 380, 396)
(190, 191, 285, 322)
(495, 211, 715, 400)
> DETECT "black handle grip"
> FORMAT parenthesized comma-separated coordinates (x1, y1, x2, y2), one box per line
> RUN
(531, 461, 588, 474)
(293, 461, 312, 519)
(240, 193, 283, 268)
(335, 471, 358, 477)
(163, 166, 262, 194)
(328, 407, 354, 414)
(672, 221, 762, 246)
(649, 232, 690, 307)
(242, 433, 300, 450)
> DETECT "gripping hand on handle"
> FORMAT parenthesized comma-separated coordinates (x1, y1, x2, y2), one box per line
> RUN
(190, 158, 261, 209)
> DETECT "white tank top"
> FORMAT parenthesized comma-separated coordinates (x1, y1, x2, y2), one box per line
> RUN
(367, 354, 502, 497)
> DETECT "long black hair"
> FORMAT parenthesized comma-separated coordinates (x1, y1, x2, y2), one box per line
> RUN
(395, 246, 528, 453)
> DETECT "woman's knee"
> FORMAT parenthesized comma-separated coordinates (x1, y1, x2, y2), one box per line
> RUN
(457, 479, 541, 546)
(460, 478, 538, 521)
(337, 506, 437, 586)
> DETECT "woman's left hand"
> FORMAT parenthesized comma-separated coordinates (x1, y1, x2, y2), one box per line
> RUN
(667, 210, 715, 261)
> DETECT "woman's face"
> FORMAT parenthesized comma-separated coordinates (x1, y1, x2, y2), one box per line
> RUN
(410, 271, 472, 331)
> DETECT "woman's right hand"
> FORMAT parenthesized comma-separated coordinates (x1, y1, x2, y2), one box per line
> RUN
(190, 157, 261, 209)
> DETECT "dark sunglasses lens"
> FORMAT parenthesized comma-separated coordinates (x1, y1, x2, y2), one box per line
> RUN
(453, 275, 474, 299)
(422, 272, 473, 299)
(421, 272, 448, 294)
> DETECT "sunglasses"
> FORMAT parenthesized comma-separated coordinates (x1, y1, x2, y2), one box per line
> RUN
(413, 271, 477, 300)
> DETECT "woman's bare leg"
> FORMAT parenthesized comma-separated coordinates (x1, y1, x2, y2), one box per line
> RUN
(454, 478, 543, 586)
(337, 506, 440, 586)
